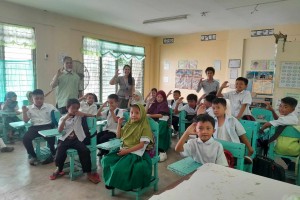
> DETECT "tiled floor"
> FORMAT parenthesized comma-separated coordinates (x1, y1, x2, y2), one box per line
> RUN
(0, 137, 182, 200)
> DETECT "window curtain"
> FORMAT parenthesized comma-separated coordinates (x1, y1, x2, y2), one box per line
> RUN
(0, 23, 36, 49)
(82, 37, 145, 61)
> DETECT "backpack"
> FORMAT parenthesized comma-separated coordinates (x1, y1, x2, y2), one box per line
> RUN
(252, 155, 286, 182)
(106, 109, 119, 117)
(171, 99, 175, 106)
(224, 149, 235, 168)
(242, 115, 256, 121)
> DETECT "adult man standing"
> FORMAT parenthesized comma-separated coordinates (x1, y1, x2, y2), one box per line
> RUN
(50, 56, 83, 114)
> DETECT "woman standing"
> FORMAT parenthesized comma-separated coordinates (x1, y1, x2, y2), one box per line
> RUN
(110, 65, 135, 109)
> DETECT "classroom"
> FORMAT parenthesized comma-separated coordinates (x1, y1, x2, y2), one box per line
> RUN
(0, 0, 300, 199)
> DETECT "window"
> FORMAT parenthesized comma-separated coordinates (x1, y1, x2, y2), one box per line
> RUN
(82, 37, 145, 103)
(0, 23, 36, 106)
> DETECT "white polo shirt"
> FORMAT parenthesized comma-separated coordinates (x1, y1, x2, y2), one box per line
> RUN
(223, 90, 252, 117)
(26, 103, 57, 126)
(79, 101, 97, 115)
(179, 104, 197, 115)
(101, 108, 124, 133)
(181, 137, 228, 166)
(58, 115, 85, 142)
(270, 112, 299, 127)
(168, 99, 183, 117)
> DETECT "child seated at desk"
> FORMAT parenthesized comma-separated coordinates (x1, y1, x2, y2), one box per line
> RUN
(128, 91, 145, 108)
(175, 114, 228, 166)
(259, 97, 299, 157)
(78, 93, 98, 115)
(145, 88, 157, 108)
(49, 98, 100, 183)
(147, 90, 170, 162)
(1, 91, 22, 143)
(22, 89, 57, 166)
(101, 103, 154, 191)
(197, 94, 216, 117)
(96, 94, 124, 157)
(212, 98, 254, 163)
(167, 90, 183, 136)
(175, 93, 198, 125)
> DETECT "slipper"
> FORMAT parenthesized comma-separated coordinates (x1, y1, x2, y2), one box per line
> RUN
(49, 171, 65, 180)
(244, 156, 253, 164)
(88, 173, 101, 184)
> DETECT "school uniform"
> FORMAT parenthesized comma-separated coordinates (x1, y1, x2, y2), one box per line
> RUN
(97, 108, 124, 156)
(270, 112, 299, 127)
(168, 99, 183, 132)
(23, 103, 57, 158)
(196, 79, 220, 94)
(79, 101, 97, 115)
(55, 115, 91, 172)
(1, 103, 20, 129)
(181, 137, 228, 166)
(179, 104, 197, 127)
(223, 90, 252, 118)
(213, 114, 246, 143)
(206, 107, 215, 117)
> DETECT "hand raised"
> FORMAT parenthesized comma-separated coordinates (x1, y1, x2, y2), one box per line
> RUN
(57, 68, 63, 76)
(186, 123, 197, 135)
(197, 104, 206, 115)
(221, 81, 229, 89)
(22, 106, 28, 112)
(167, 90, 172, 96)
(118, 117, 124, 125)
(177, 97, 184, 104)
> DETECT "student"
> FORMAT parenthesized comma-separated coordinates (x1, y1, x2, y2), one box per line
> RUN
(22, 89, 57, 165)
(49, 98, 100, 183)
(96, 94, 124, 157)
(212, 98, 254, 162)
(175, 94, 198, 122)
(167, 90, 183, 136)
(128, 91, 145, 108)
(147, 90, 170, 162)
(196, 67, 219, 95)
(0, 138, 14, 152)
(1, 91, 22, 143)
(101, 103, 154, 191)
(259, 97, 298, 144)
(197, 94, 216, 117)
(175, 114, 228, 166)
(26, 91, 33, 105)
(217, 77, 252, 119)
(145, 88, 157, 107)
(78, 93, 98, 115)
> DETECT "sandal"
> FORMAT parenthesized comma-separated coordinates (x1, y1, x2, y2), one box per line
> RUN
(49, 171, 65, 180)
(88, 173, 101, 184)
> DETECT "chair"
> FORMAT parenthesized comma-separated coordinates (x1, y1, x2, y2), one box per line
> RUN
(178, 111, 193, 138)
(110, 117, 160, 200)
(251, 108, 274, 122)
(66, 117, 97, 180)
(268, 125, 300, 185)
(216, 139, 246, 171)
(167, 157, 202, 176)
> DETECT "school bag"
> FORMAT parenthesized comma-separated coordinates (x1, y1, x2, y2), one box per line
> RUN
(242, 115, 256, 121)
(252, 155, 286, 182)
(224, 149, 235, 168)
(106, 108, 119, 117)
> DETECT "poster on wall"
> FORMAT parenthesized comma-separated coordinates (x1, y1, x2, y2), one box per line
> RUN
(250, 60, 275, 70)
(175, 69, 202, 90)
(178, 60, 198, 69)
(279, 62, 300, 89)
(246, 71, 274, 94)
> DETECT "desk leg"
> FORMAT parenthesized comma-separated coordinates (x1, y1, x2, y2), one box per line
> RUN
(2, 116, 8, 144)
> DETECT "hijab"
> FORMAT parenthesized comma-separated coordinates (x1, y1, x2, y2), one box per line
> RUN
(121, 103, 154, 149)
(131, 91, 145, 105)
(147, 90, 170, 115)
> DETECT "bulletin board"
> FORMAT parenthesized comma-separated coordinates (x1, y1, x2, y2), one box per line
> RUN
(175, 69, 202, 90)
(246, 71, 274, 94)
(279, 61, 300, 88)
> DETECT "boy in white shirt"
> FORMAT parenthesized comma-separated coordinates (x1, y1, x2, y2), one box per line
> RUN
(22, 89, 57, 166)
(217, 77, 252, 119)
(79, 93, 98, 115)
(212, 98, 254, 163)
(175, 114, 228, 166)
(96, 94, 124, 157)
(167, 90, 183, 136)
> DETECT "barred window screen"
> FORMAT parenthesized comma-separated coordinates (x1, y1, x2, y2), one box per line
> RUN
(0, 23, 36, 106)
(83, 37, 145, 103)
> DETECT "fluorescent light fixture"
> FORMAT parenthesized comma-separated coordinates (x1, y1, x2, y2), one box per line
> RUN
(143, 14, 188, 24)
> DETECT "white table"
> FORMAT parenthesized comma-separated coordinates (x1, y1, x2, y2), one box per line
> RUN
(150, 163, 300, 200)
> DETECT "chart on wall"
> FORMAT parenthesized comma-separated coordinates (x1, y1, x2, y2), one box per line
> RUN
(246, 71, 274, 94)
(178, 60, 198, 69)
(250, 60, 275, 70)
(175, 69, 202, 90)
(279, 61, 300, 88)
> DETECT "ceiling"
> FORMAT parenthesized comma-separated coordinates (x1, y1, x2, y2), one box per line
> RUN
(5, 0, 300, 36)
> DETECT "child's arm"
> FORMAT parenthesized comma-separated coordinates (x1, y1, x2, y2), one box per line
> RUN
(144, 90, 151, 102)
(175, 123, 197, 152)
(216, 81, 229, 97)
(22, 106, 30, 123)
(78, 94, 88, 102)
(75, 111, 95, 118)
(116, 118, 123, 138)
(109, 107, 120, 123)
(166, 90, 172, 98)
(147, 114, 163, 118)
(239, 134, 254, 156)
(117, 142, 144, 156)
(174, 97, 184, 115)
(58, 114, 71, 132)
(96, 101, 108, 117)
(50, 68, 63, 88)
(265, 102, 279, 120)
(259, 122, 272, 132)
(236, 104, 247, 119)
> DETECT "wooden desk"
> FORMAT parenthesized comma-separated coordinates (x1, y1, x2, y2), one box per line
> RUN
(150, 163, 300, 200)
